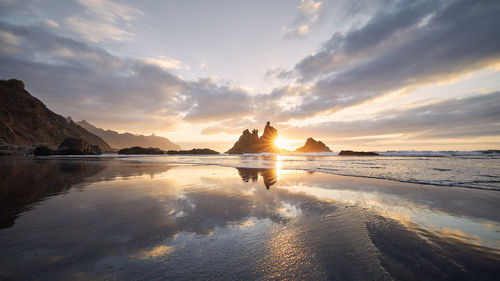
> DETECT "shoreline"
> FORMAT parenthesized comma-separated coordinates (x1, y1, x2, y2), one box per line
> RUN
(2, 153, 500, 191)
(0, 157, 499, 280)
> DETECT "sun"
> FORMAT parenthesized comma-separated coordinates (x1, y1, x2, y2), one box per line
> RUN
(274, 136, 297, 151)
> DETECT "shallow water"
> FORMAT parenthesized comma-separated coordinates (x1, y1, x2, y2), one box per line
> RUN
(0, 157, 499, 280)
(115, 153, 500, 190)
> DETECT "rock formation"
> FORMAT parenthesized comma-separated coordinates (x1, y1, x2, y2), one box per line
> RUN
(0, 79, 111, 152)
(56, 138, 102, 155)
(35, 138, 103, 155)
(294, 138, 332, 153)
(167, 148, 219, 155)
(117, 146, 165, 154)
(226, 122, 280, 154)
(33, 146, 52, 156)
(339, 150, 379, 156)
(76, 120, 180, 151)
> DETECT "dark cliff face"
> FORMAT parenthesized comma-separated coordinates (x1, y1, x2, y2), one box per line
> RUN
(295, 137, 332, 153)
(76, 120, 180, 151)
(226, 122, 280, 154)
(0, 79, 111, 150)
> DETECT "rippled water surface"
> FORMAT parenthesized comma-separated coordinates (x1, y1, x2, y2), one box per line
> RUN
(118, 153, 500, 190)
(0, 157, 499, 280)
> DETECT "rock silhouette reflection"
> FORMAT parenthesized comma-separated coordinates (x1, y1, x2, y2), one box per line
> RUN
(236, 167, 278, 189)
(0, 158, 171, 229)
(0, 160, 499, 280)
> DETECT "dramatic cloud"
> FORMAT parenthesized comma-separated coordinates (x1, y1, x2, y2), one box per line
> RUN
(278, 0, 500, 119)
(0, 21, 253, 130)
(0, 0, 499, 148)
(280, 91, 500, 140)
(283, 0, 323, 38)
(179, 78, 255, 122)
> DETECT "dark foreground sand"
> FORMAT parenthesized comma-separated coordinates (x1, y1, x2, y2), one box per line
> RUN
(0, 157, 499, 280)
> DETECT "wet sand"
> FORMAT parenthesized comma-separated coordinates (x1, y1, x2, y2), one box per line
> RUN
(0, 157, 499, 280)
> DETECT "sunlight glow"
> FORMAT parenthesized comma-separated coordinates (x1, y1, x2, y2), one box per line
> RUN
(274, 136, 297, 151)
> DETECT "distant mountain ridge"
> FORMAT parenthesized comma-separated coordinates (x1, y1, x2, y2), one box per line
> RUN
(0, 79, 111, 151)
(76, 120, 180, 151)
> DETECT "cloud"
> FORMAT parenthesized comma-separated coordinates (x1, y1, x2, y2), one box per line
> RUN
(280, 91, 500, 140)
(65, 16, 135, 43)
(0, 22, 179, 129)
(76, 0, 142, 23)
(180, 78, 255, 122)
(65, 0, 142, 43)
(0, 21, 257, 131)
(141, 56, 185, 70)
(283, 0, 323, 38)
(1, 0, 499, 145)
(0, 29, 21, 54)
(277, 0, 500, 120)
(42, 19, 59, 29)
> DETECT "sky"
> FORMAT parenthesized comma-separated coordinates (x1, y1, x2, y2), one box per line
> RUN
(1, 0, 499, 151)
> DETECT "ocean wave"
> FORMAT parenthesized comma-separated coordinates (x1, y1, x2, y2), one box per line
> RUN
(377, 150, 500, 157)
(116, 155, 500, 192)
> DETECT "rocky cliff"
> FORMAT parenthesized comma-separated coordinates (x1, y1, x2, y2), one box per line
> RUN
(76, 120, 180, 151)
(295, 138, 332, 153)
(226, 122, 280, 154)
(0, 79, 111, 151)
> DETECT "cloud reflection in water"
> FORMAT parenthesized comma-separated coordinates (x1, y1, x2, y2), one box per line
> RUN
(0, 158, 499, 280)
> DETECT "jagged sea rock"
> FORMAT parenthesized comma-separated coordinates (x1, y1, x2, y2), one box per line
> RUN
(294, 138, 332, 153)
(257, 121, 280, 153)
(226, 128, 260, 154)
(226, 122, 280, 154)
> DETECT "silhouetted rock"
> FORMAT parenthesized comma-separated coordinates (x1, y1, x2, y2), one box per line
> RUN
(258, 121, 279, 152)
(34, 146, 52, 156)
(0, 79, 111, 152)
(118, 146, 165, 154)
(56, 138, 102, 155)
(295, 138, 332, 153)
(339, 150, 379, 156)
(167, 148, 219, 155)
(76, 120, 180, 151)
(226, 122, 280, 154)
(226, 129, 260, 154)
(480, 150, 500, 154)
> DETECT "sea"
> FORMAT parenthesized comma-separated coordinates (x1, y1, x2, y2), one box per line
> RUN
(114, 151, 500, 191)
(1, 152, 499, 280)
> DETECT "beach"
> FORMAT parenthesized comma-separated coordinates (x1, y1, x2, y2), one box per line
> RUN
(0, 156, 499, 280)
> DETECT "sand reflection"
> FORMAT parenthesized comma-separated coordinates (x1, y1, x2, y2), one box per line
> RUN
(0, 159, 499, 280)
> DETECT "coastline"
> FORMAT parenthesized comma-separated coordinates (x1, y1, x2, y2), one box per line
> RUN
(0, 156, 499, 280)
